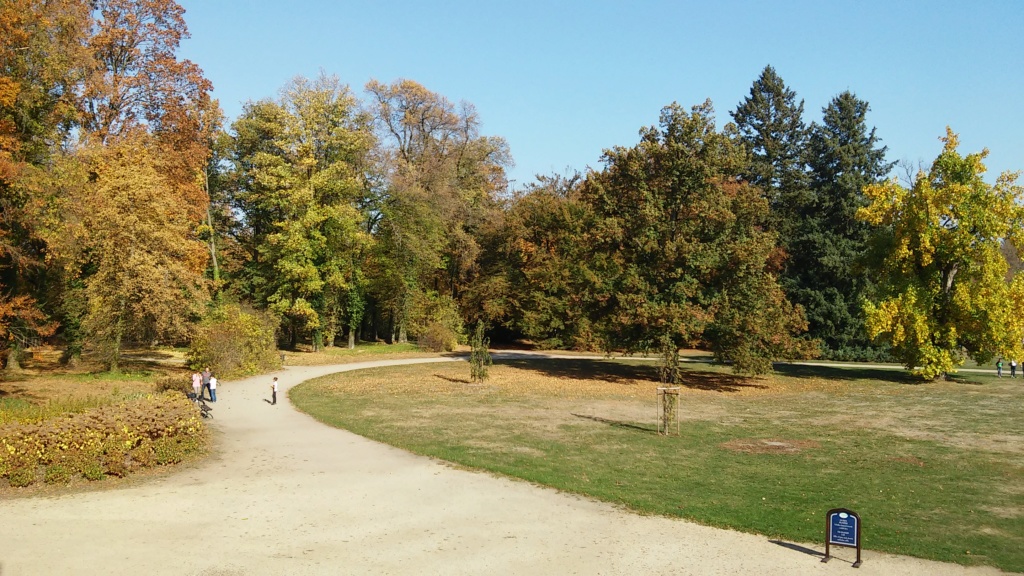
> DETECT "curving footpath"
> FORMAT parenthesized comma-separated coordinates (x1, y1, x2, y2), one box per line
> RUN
(0, 357, 1011, 575)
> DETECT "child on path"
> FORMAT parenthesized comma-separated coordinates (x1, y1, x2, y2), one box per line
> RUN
(209, 375, 218, 402)
(191, 371, 202, 398)
(271, 377, 278, 405)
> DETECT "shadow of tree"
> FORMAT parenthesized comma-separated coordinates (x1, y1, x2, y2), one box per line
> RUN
(773, 363, 918, 384)
(495, 357, 658, 384)
(676, 370, 768, 393)
(434, 373, 472, 384)
(491, 354, 943, 392)
(0, 384, 38, 401)
(570, 412, 657, 434)
(493, 357, 764, 393)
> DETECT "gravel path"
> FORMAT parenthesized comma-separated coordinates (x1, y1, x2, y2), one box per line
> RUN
(0, 357, 1011, 575)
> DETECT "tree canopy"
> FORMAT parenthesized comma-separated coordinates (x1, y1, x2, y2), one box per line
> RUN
(859, 129, 1024, 378)
(3, 3, 1021, 380)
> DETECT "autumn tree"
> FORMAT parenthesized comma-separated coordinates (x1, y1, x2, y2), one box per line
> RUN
(859, 129, 1024, 379)
(470, 173, 597, 349)
(65, 137, 207, 370)
(579, 101, 812, 374)
(365, 79, 510, 344)
(0, 0, 90, 365)
(228, 74, 374, 349)
(48, 0, 213, 363)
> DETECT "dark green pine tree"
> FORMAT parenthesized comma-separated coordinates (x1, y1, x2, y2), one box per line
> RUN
(793, 91, 894, 360)
(730, 65, 811, 244)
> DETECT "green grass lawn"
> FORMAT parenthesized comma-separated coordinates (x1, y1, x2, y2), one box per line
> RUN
(290, 358, 1024, 573)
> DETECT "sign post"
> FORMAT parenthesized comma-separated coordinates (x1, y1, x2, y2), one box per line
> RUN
(822, 508, 861, 568)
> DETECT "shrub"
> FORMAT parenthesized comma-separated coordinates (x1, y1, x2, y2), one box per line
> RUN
(8, 464, 35, 487)
(153, 436, 186, 465)
(104, 450, 129, 477)
(188, 303, 281, 378)
(156, 375, 190, 395)
(44, 463, 72, 484)
(130, 439, 155, 467)
(409, 293, 464, 348)
(419, 321, 458, 352)
(82, 460, 104, 481)
(0, 391, 207, 487)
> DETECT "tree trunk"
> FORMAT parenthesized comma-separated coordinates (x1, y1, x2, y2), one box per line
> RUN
(348, 326, 356, 349)
(205, 168, 220, 287)
(5, 346, 22, 374)
(109, 332, 122, 373)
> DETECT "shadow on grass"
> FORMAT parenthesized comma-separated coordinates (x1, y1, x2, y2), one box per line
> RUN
(0, 384, 39, 402)
(773, 363, 917, 384)
(571, 412, 657, 434)
(496, 357, 658, 384)
(433, 373, 472, 384)
(677, 371, 768, 393)
(495, 357, 766, 393)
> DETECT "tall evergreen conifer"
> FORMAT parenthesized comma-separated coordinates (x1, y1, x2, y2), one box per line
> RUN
(731, 65, 810, 246)
(796, 92, 894, 359)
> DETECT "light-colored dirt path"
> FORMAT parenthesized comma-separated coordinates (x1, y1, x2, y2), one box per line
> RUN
(0, 357, 1011, 575)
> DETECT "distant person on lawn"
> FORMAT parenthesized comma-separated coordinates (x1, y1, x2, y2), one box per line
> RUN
(997, 358, 1003, 378)
(1012, 359, 1017, 379)
(271, 377, 278, 405)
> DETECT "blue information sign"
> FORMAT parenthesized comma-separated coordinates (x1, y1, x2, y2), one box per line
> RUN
(828, 511, 858, 546)
(823, 508, 862, 567)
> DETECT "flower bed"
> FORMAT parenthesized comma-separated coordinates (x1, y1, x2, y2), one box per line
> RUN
(0, 391, 206, 487)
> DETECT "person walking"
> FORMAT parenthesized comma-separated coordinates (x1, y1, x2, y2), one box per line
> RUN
(997, 358, 1004, 378)
(271, 377, 278, 406)
(1012, 359, 1017, 379)
(209, 374, 218, 402)
(191, 371, 202, 398)
(201, 367, 212, 400)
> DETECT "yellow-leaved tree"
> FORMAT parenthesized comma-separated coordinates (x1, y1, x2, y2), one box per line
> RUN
(72, 135, 207, 370)
(858, 128, 1024, 379)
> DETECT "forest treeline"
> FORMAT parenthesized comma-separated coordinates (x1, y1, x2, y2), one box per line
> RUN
(4, 0, 1023, 377)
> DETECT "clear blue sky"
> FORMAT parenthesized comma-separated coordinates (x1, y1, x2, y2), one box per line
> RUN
(177, 0, 1023, 188)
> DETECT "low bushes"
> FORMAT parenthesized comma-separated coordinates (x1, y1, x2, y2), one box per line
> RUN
(0, 391, 206, 487)
(417, 321, 458, 352)
(188, 303, 281, 378)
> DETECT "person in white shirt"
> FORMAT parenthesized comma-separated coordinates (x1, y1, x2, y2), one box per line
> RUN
(209, 375, 218, 402)
(271, 377, 278, 405)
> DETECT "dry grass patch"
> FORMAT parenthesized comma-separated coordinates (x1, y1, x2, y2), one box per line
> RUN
(280, 342, 442, 366)
(719, 438, 822, 454)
